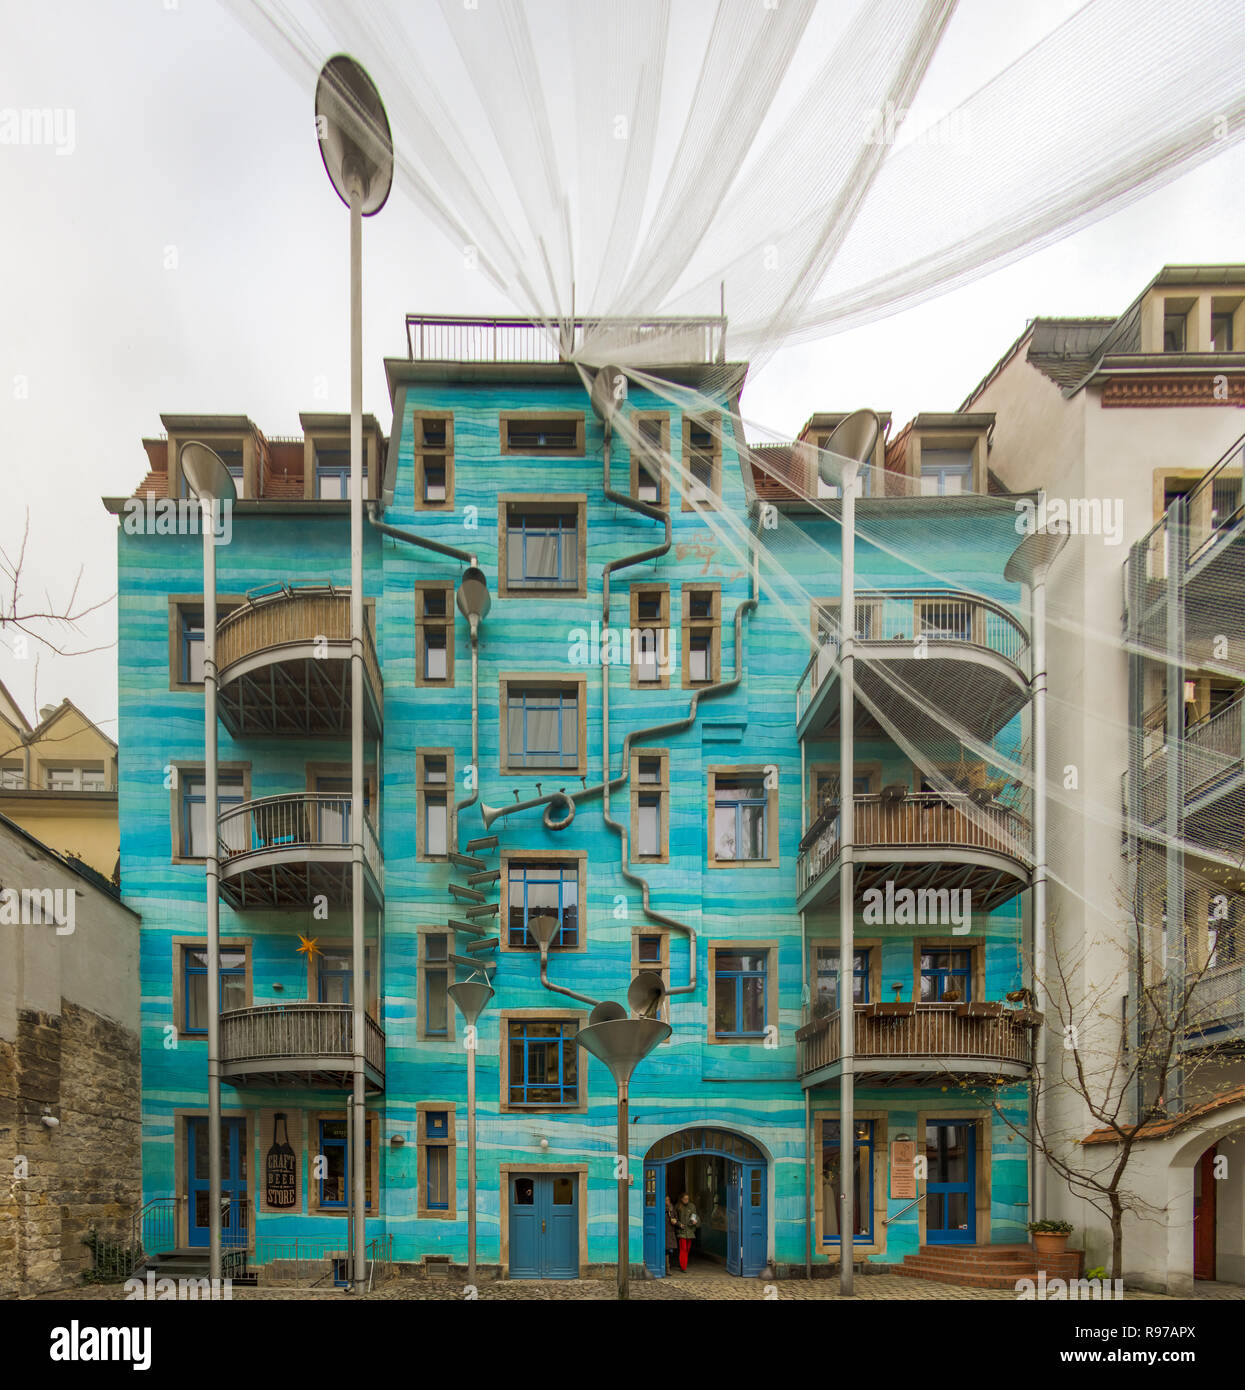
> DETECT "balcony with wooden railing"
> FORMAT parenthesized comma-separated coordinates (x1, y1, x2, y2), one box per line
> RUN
(795, 1001, 1038, 1087)
(217, 793, 383, 911)
(797, 791, 1032, 913)
(216, 582, 382, 737)
(796, 589, 1030, 743)
(220, 1003, 384, 1090)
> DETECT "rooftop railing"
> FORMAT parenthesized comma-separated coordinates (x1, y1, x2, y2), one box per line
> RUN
(404, 313, 727, 364)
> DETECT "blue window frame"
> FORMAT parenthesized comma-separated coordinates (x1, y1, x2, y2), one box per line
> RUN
(713, 777, 768, 860)
(315, 449, 367, 500)
(179, 607, 205, 683)
(316, 948, 371, 1006)
(714, 951, 769, 1037)
(507, 1020, 579, 1107)
(507, 686, 579, 769)
(822, 1120, 874, 1242)
(182, 946, 246, 1035)
(506, 508, 578, 588)
(422, 1109, 451, 1212)
(920, 948, 973, 1002)
(815, 946, 870, 1012)
(318, 1119, 372, 1210)
(423, 933, 449, 1036)
(181, 773, 244, 857)
(508, 863, 579, 948)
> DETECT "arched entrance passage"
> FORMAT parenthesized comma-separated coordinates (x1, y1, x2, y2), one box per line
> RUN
(643, 1127, 766, 1278)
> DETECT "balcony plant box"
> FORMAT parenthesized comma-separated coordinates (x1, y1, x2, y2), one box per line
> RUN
(868, 1002, 915, 1017)
(960, 1001, 1004, 1018)
(1028, 1219, 1073, 1257)
(1009, 1008, 1042, 1028)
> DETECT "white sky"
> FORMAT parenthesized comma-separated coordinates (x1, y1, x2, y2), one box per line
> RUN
(2, 0, 1243, 736)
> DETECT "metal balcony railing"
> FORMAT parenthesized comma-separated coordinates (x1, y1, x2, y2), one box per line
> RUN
(795, 1001, 1036, 1077)
(1185, 964, 1245, 1038)
(217, 794, 383, 885)
(1186, 436, 1244, 565)
(797, 792, 1032, 896)
(1137, 693, 1245, 823)
(220, 1003, 385, 1078)
(404, 313, 727, 364)
(795, 589, 1029, 723)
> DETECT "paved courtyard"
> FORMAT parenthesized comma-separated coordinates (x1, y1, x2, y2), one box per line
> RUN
(35, 1273, 1245, 1302)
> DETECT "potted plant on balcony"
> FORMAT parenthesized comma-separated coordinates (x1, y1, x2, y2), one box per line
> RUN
(1027, 1219, 1073, 1257)
(870, 982, 915, 1017)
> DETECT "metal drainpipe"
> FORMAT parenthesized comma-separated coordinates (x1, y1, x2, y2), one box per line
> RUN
(364, 505, 480, 842)
(839, 459, 857, 1296)
(600, 514, 760, 997)
(202, 494, 223, 1286)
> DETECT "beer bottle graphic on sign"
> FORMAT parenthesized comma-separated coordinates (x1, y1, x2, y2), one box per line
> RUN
(265, 1112, 297, 1208)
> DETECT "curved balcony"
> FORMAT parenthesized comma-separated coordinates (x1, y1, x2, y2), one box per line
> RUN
(797, 792, 1032, 914)
(220, 1004, 384, 1091)
(796, 590, 1030, 745)
(795, 1001, 1038, 1088)
(217, 793, 383, 911)
(216, 584, 382, 738)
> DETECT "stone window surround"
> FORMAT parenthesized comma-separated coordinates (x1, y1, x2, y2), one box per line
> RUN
(171, 935, 254, 1038)
(630, 747, 670, 864)
(416, 1101, 458, 1220)
(497, 493, 589, 600)
(498, 1006, 590, 1114)
(499, 848, 588, 956)
(416, 748, 455, 862)
(706, 764, 780, 869)
(498, 673, 589, 777)
(705, 939, 779, 1045)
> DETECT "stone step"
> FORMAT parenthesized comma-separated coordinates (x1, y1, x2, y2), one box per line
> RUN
(895, 1264, 1032, 1290)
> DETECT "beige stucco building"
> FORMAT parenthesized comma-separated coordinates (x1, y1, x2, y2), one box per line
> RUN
(963, 265, 1245, 1291)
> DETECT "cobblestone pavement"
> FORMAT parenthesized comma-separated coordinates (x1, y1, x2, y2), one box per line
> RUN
(38, 1272, 1244, 1301)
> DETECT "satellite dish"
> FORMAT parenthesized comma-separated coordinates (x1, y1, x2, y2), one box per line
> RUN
(315, 55, 394, 215)
(179, 442, 237, 504)
(589, 365, 628, 430)
(589, 1000, 627, 1026)
(627, 970, 667, 1019)
(818, 408, 881, 490)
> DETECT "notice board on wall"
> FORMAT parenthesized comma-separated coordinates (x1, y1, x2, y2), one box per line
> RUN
(890, 1140, 917, 1200)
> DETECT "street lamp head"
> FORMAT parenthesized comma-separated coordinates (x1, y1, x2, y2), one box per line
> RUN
(456, 566, 492, 623)
(817, 408, 880, 490)
(1005, 519, 1070, 587)
(315, 54, 394, 215)
(179, 441, 237, 504)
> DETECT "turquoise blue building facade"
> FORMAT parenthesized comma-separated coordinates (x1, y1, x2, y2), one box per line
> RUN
(111, 321, 1035, 1280)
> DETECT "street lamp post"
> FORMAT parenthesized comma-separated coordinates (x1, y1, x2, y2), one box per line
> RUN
(179, 441, 237, 1285)
(313, 54, 393, 1289)
(815, 410, 880, 1297)
(448, 977, 493, 1288)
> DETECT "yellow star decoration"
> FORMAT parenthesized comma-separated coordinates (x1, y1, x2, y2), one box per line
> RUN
(297, 934, 321, 962)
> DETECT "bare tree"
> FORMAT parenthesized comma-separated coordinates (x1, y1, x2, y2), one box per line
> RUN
(0, 507, 113, 660)
(978, 880, 1241, 1282)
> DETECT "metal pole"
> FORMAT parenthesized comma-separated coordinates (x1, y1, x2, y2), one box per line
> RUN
(1031, 571, 1048, 1221)
(203, 500, 223, 1285)
(618, 1079, 629, 1300)
(348, 174, 367, 1289)
(838, 461, 856, 1295)
(1164, 498, 1187, 1111)
(466, 1029, 477, 1286)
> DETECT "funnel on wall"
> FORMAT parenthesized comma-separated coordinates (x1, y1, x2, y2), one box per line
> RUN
(448, 980, 494, 1027)
(575, 1017, 671, 1089)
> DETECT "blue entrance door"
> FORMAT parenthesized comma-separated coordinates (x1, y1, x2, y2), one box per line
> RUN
(188, 1117, 248, 1248)
(509, 1174, 578, 1278)
(741, 1163, 766, 1276)
(726, 1165, 741, 1274)
(925, 1121, 976, 1244)
(643, 1162, 666, 1277)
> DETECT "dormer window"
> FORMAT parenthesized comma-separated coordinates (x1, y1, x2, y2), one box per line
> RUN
(178, 442, 244, 498)
(1163, 310, 1187, 353)
(919, 447, 973, 496)
(315, 448, 366, 500)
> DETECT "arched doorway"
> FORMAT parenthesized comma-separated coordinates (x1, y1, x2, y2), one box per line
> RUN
(642, 1127, 767, 1278)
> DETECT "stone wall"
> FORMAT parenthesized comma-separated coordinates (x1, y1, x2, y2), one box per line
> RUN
(0, 1000, 140, 1296)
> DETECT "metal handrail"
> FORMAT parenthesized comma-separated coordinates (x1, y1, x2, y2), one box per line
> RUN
(883, 1192, 926, 1226)
(1186, 434, 1244, 563)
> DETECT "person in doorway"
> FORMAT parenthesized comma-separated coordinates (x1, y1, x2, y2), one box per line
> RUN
(675, 1191, 700, 1271)
(664, 1196, 679, 1271)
